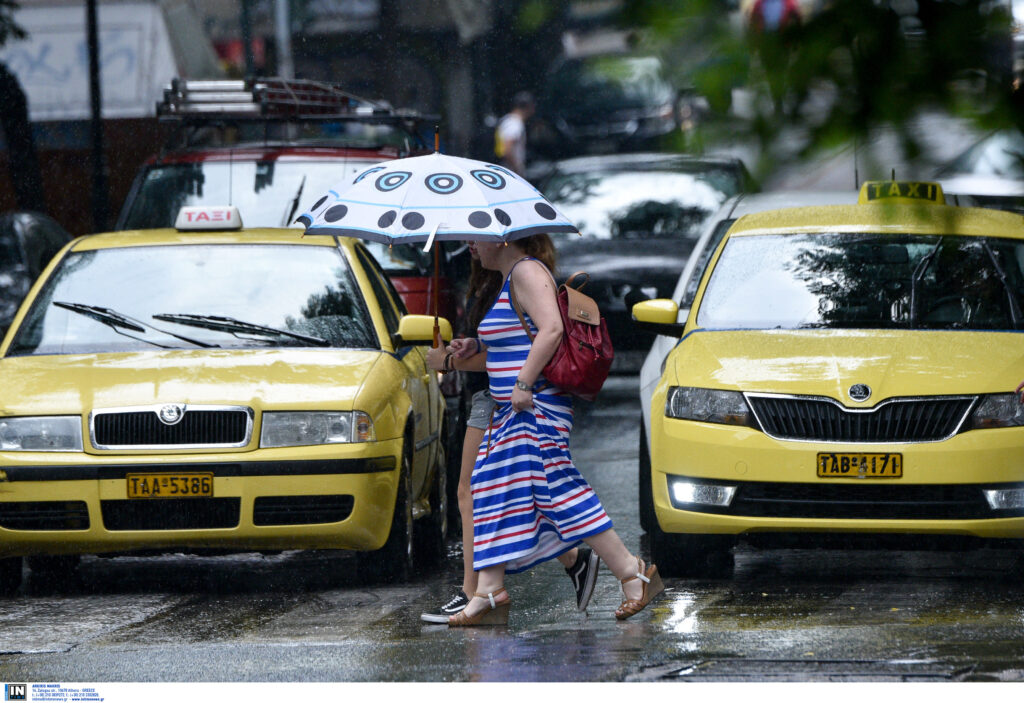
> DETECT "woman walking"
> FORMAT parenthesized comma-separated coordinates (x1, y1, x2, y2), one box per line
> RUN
(449, 235, 663, 626)
(420, 244, 600, 623)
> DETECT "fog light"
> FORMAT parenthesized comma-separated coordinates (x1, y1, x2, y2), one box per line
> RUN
(983, 488, 1024, 510)
(669, 478, 737, 508)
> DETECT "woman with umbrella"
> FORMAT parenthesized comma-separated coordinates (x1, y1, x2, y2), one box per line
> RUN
(446, 234, 662, 625)
(419, 240, 602, 623)
(298, 152, 662, 624)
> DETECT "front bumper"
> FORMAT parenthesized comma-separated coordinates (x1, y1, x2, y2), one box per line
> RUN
(651, 415, 1024, 539)
(0, 440, 401, 558)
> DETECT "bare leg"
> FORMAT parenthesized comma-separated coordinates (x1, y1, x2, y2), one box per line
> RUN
(583, 528, 644, 601)
(461, 564, 509, 618)
(458, 426, 484, 596)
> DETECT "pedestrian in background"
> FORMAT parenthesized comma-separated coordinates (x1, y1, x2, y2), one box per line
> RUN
(447, 234, 663, 626)
(494, 91, 535, 176)
(421, 242, 601, 623)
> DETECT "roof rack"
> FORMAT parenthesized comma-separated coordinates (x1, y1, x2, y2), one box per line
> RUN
(157, 77, 436, 125)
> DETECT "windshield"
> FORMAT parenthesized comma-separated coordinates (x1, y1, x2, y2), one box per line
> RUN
(542, 168, 741, 240)
(545, 56, 676, 114)
(696, 232, 1024, 331)
(119, 159, 431, 276)
(7, 244, 376, 355)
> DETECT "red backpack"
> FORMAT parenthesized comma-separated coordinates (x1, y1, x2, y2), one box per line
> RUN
(510, 270, 614, 401)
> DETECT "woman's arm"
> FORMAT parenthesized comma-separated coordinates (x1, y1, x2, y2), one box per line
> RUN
(510, 260, 562, 410)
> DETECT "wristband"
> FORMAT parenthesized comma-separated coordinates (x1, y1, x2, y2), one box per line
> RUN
(514, 379, 532, 392)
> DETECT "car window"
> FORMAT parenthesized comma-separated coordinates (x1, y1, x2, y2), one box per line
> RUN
(119, 159, 373, 230)
(543, 168, 742, 240)
(7, 244, 377, 355)
(680, 217, 735, 307)
(355, 245, 404, 337)
(696, 232, 1024, 331)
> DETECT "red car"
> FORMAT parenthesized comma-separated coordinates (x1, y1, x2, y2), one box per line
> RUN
(115, 78, 460, 323)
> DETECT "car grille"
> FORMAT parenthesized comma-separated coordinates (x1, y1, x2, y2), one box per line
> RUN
(92, 407, 251, 448)
(728, 482, 993, 520)
(0, 501, 90, 530)
(252, 495, 354, 526)
(100, 498, 240, 530)
(746, 394, 975, 442)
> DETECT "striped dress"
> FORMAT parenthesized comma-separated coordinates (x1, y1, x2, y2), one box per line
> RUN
(471, 259, 613, 574)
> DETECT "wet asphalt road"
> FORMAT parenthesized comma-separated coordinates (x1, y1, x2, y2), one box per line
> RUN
(2, 376, 1024, 682)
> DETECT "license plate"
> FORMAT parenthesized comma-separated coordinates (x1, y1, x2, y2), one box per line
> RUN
(817, 453, 902, 478)
(126, 473, 214, 499)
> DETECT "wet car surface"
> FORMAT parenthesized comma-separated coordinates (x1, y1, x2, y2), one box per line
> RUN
(2, 379, 1024, 682)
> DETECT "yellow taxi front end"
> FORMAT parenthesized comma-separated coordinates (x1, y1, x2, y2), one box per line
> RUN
(638, 183, 1024, 575)
(0, 221, 449, 589)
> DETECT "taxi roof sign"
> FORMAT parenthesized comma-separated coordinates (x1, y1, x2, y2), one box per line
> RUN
(175, 206, 243, 231)
(858, 180, 945, 205)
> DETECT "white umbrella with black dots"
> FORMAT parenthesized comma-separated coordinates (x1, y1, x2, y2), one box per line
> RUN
(295, 151, 579, 248)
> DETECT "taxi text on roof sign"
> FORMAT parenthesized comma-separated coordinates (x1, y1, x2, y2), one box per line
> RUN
(174, 205, 243, 231)
(858, 180, 945, 205)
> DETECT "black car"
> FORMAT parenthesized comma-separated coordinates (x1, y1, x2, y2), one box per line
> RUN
(538, 152, 755, 370)
(533, 53, 682, 159)
(0, 211, 72, 336)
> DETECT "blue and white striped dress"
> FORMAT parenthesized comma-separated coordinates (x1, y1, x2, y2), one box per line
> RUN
(471, 259, 613, 573)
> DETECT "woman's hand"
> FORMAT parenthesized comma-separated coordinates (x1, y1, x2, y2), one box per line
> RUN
(425, 345, 448, 372)
(449, 337, 481, 359)
(511, 386, 534, 413)
(1017, 380, 1024, 403)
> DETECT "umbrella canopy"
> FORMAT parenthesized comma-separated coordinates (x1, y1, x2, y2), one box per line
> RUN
(295, 152, 578, 245)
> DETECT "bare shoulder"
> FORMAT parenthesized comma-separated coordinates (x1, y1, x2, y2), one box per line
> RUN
(510, 258, 554, 290)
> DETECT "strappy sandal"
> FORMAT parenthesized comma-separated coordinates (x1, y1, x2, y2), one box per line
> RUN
(615, 556, 664, 620)
(447, 587, 511, 627)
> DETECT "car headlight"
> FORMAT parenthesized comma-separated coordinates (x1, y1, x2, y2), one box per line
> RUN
(665, 387, 753, 427)
(260, 411, 375, 448)
(969, 394, 1024, 429)
(0, 416, 83, 451)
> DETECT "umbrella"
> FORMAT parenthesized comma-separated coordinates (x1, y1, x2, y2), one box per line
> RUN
(295, 151, 578, 246)
(295, 150, 580, 344)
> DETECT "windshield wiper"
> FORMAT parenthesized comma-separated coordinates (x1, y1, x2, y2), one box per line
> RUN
(980, 239, 1023, 328)
(153, 313, 330, 347)
(54, 302, 217, 349)
(908, 239, 943, 327)
(283, 174, 306, 227)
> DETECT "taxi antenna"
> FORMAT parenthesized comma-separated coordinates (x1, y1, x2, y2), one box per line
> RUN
(853, 136, 859, 189)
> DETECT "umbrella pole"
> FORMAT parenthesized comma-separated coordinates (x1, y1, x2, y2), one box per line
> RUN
(433, 243, 441, 348)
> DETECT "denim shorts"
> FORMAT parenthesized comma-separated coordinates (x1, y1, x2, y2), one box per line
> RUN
(466, 389, 495, 430)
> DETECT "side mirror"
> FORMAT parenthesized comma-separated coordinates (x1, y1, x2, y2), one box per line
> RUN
(632, 299, 685, 336)
(393, 315, 453, 347)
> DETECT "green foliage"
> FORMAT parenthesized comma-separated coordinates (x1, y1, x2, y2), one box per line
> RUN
(621, 0, 1019, 173)
(0, 0, 24, 48)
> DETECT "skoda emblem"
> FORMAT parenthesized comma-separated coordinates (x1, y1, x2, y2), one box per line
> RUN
(157, 404, 185, 425)
(848, 384, 872, 403)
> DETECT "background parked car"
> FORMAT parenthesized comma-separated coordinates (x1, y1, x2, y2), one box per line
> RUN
(933, 129, 1024, 214)
(537, 152, 755, 371)
(115, 78, 462, 324)
(0, 211, 72, 337)
(531, 52, 684, 159)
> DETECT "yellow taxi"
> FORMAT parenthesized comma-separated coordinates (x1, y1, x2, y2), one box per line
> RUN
(632, 181, 1024, 577)
(0, 206, 452, 594)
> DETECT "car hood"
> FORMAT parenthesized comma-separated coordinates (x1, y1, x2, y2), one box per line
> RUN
(669, 329, 1024, 400)
(0, 349, 382, 416)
